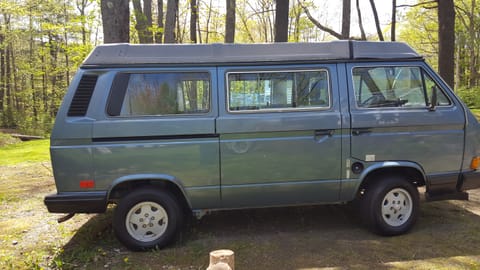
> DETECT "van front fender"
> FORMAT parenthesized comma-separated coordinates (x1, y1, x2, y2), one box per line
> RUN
(341, 160, 426, 201)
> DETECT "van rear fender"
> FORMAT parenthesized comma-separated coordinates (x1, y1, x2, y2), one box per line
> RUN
(355, 161, 426, 197)
(107, 174, 192, 211)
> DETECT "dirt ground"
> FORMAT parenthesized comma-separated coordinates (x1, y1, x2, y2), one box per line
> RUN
(2, 163, 480, 269)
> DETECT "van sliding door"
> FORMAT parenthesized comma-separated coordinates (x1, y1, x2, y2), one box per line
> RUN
(217, 64, 343, 208)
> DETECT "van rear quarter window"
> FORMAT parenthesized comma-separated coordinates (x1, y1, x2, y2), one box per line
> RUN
(107, 72, 210, 116)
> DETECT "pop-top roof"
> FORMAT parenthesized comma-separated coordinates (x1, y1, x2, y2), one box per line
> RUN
(81, 41, 421, 66)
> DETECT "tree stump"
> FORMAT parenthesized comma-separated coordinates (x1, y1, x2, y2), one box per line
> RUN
(206, 249, 234, 270)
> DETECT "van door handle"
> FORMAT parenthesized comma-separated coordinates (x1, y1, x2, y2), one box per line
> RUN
(352, 128, 372, 136)
(314, 129, 334, 137)
(314, 129, 334, 143)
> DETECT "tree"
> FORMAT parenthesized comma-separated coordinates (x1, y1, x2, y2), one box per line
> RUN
(438, 0, 455, 88)
(369, 0, 384, 41)
(341, 0, 350, 39)
(391, 0, 396, 41)
(225, 0, 236, 43)
(132, 0, 154, 43)
(100, 0, 129, 43)
(299, 0, 343, 39)
(456, 0, 478, 87)
(274, 0, 289, 42)
(156, 0, 164, 43)
(355, 0, 366, 40)
(190, 0, 198, 43)
(164, 0, 178, 43)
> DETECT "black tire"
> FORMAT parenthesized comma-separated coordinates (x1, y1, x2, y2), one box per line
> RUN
(113, 187, 183, 251)
(360, 175, 419, 236)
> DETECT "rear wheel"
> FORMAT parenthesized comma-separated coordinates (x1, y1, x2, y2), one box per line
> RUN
(360, 175, 419, 236)
(113, 187, 183, 250)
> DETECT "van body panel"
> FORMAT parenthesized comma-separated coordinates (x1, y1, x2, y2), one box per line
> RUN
(91, 138, 220, 189)
(50, 70, 97, 192)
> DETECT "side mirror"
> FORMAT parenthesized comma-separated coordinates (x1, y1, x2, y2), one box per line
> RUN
(429, 86, 438, 111)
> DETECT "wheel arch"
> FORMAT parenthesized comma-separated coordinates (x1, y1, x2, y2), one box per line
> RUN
(357, 162, 426, 194)
(107, 174, 192, 212)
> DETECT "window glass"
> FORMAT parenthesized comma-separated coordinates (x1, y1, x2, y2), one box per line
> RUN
(424, 73, 451, 106)
(353, 66, 451, 108)
(228, 70, 329, 111)
(113, 72, 210, 116)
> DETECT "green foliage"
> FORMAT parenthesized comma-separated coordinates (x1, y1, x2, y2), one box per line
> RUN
(399, 4, 438, 70)
(0, 133, 20, 146)
(0, 0, 99, 136)
(399, 0, 480, 88)
(456, 86, 480, 109)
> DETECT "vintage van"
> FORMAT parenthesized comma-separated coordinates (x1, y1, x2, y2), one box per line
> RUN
(44, 41, 480, 250)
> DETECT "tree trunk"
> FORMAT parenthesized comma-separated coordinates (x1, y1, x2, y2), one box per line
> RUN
(299, 1, 343, 39)
(292, 0, 301, 42)
(341, 0, 351, 39)
(368, 0, 384, 41)
(133, 0, 154, 43)
(0, 24, 4, 114)
(76, 0, 89, 45)
(225, 0, 236, 43)
(355, 0, 366, 40)
(164, 0, 178, 43)
(144, 0, 153, 29)
(455, 34, 462, 90)
(468, 0, 477, 87)
(156, 0, 164, 43)
(63, 0, 70, 84)
(190, 0, 198, 43)
(391, 0, 396, 41)
(274, 0, 289, 42)
(5, 37, 13, 126)
(205, 0, 213, 43)
(438, 0, 455, 89)
(100, 0, 130, 43)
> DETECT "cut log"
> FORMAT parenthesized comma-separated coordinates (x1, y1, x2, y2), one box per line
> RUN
(10, 134, 43, 141)
(207, 249, 234, 270)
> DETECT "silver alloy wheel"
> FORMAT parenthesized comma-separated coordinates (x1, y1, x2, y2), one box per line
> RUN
(125, 201, 168, 242)
(381, 188, 413, 227)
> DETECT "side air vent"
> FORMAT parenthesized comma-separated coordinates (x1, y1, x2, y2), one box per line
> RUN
(67, 74, 98, 117)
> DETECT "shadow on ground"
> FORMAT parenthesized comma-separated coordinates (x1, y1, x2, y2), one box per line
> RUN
(55, 195, 480, 269)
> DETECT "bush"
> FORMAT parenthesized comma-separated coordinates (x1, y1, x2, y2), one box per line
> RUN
(0, 133, 20, 147)
(456, 86, 480, 109)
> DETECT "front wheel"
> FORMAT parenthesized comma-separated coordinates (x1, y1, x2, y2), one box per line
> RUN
(360, 175, 419, 236)
(113, 188, 183, 251)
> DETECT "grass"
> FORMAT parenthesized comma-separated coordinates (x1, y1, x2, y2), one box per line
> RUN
(471, 108, 480, 119)
(0, 138, 50, 165)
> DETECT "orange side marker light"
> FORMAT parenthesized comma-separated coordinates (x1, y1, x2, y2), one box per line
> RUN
(470, 157, 480, 170)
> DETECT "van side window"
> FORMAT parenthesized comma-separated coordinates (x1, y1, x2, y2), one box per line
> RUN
(353, 66, 451, 108)
(227, 70, 329, 112)
(108, 72, 210, 116)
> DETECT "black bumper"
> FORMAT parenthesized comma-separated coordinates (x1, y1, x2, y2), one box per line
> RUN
(460, 170, 480, 191)
(44, 191, 108, 213)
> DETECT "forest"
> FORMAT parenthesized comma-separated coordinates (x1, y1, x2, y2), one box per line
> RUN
(0, 0, 479, 135)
